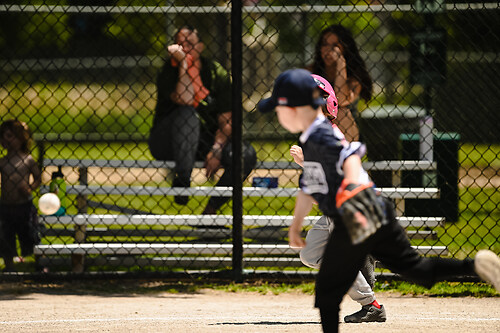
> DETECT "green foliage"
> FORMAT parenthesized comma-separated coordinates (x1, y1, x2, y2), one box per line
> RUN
(107, 10, 166, 55)
(212, 281, 315, 295)
(24, 12, 70, 53)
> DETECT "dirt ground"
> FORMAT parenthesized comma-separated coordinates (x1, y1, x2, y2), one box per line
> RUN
(1, 287, 499, 333)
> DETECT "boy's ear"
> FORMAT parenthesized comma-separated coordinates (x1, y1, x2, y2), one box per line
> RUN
(312, 89, 321, 100)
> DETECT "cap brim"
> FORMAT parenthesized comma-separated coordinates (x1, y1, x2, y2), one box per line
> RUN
(257, 97, 276, 113)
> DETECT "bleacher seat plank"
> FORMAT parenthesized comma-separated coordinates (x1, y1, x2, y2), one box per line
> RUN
(361, 160, 436, 171)
(37, 256, 306, 268)
(34, 243, 448, 256)
(34, 243, 296, 256)
(40, 184, 439, 199)
(406, 229, 437, 239)
(40, 215, 445, 228)
(43, 158, 436, 171)
(40, 216, 442, 240)
(42, 225, 437, 241)
(45, 228, 232, 239)
(396, 216, 444, 228)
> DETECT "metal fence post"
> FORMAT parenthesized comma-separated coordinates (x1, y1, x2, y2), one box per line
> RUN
(231, 0, 243, 283)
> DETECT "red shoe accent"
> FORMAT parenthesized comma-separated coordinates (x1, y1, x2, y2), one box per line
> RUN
(371, 300, 381, 309)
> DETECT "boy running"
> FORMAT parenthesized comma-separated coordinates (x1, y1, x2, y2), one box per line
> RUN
(293, 74, 385, 323)
(258, 68, 500, 333)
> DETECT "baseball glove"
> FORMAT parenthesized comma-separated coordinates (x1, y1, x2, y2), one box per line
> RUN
(336, 180, 387, 245)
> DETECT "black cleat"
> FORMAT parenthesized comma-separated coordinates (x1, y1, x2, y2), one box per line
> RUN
(344, 304, 386, 323)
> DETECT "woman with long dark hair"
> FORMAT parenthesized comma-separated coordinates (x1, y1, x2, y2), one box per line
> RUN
(308, 24, 373, 141)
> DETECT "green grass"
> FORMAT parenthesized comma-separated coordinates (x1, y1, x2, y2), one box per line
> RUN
(1, 78, 498, 167)
(0, 81, 154, 135)
(459, 143, 500, 168)
(405, 186, 500, 258)
(438, 187, 500, 257)
(375, 280, 498, 297)
(0, 279, 497, 297)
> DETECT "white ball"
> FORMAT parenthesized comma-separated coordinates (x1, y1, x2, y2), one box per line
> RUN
(39, 193, 61, 215)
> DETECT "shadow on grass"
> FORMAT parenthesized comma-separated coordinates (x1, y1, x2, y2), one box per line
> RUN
(0, 279, 204, 299)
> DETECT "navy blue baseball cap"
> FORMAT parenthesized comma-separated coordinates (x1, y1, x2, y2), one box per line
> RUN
(257, 68, 326, 113)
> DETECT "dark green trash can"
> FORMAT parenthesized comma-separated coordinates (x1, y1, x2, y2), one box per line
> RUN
(400, 132, 460, 222)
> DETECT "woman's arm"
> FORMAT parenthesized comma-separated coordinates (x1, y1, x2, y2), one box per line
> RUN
(168, 44, 195, 105)
(325, 50, 361, 141)
(331, 51, 351, 107)
(335, 107, 359, 142)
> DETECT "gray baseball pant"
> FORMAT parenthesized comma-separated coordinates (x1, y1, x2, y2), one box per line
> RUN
(300, 215, 376, 306)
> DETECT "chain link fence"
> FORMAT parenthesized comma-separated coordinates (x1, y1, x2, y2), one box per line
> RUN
(0, 1, 499, 279)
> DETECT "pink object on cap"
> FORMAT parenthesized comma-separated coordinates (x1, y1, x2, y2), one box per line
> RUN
(311, 74, 338, 119)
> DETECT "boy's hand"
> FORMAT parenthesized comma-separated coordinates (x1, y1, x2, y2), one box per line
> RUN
(290, 145, 304, 167)
(288, 224, 306, 249)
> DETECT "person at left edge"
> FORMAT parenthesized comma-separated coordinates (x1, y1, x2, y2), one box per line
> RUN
(0, 119, 42, 272)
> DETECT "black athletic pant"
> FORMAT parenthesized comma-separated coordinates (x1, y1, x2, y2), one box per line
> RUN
(148, 106, 257, 211)
(204, 141, 257, 211)
(316, 200, 476, 333)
